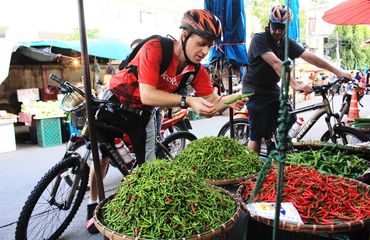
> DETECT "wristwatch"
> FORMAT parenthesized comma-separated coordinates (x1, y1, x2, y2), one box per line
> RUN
(180, 96, 188, 109)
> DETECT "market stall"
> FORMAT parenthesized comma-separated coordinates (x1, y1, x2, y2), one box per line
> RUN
(18, 98, 65, 147)
(0, 111, 17, 153)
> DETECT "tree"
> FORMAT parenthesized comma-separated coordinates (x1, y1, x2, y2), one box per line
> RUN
(249, 0, 307, 42)
(60, 28, 100, 40)
(326, 26, 370, 70)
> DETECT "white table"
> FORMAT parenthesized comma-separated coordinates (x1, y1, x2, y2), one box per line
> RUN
(0, 115, 17, 153)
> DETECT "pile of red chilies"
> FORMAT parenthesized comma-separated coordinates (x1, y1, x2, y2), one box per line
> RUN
(241, 164, 370, 225)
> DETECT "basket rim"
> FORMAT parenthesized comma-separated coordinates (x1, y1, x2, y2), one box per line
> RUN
(94, 186, 241, 240)
(292, 141, 370, 153)
(236, 175, 370, 234)
(61, 92, 86, 112)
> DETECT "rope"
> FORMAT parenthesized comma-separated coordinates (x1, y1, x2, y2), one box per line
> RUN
(270, 0, 293, 236)
(243, 1, 293, 239)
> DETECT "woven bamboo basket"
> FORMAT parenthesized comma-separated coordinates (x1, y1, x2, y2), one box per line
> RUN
(94, 187, 241, 240)
(236, 176, 370, 234)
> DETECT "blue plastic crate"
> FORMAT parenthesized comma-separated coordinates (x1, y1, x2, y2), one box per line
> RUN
(69, 122, 81, 135)
(36, 118, 62, 147)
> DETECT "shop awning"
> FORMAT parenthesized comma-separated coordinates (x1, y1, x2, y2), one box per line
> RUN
(27, 39, 131, 61)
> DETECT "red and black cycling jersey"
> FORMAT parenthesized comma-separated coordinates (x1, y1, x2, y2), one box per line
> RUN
(109, 38, 213, 109)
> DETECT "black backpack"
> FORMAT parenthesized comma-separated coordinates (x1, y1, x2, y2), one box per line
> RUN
(118, 35, 200, 93)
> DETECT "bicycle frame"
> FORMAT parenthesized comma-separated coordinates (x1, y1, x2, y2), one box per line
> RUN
(292, 98, 337, 141)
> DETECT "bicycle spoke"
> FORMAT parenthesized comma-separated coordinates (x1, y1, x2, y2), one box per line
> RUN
(16, 156, 88, 240)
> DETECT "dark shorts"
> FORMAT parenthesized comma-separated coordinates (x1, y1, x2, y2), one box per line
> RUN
(247, 96, 297, 141)
(247, 98, 279, 141)
(96, 90, 152, 164)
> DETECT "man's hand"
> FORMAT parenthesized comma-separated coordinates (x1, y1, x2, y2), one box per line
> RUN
(187, 97, 215, 117)
(335, 70, 352, 81)
(225, 93, 248, 111)
(299, 84, 313, 95)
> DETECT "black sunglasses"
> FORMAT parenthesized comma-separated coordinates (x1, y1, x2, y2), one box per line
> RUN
(270, 22, 286, 30)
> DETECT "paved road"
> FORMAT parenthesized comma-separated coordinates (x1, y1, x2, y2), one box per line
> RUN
(0, 95, 369, 239)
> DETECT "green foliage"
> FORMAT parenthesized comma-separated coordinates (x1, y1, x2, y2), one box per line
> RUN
(249, 0, 307, 42)
(326, 26, 370, 70)
(60, 28, 100, 40)
(250, 0, 279, 28)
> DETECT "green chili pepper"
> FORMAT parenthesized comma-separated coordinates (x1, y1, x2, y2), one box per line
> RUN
(287, 148, 367, 179)
(172, 136, 262, 180)
(224, 92, 255, 105)
(101, 160, 236, 238)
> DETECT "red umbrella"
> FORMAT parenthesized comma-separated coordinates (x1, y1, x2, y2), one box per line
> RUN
(322, 0, 370, 25)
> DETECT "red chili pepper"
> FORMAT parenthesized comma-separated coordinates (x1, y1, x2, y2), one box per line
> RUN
(135, 228, 140, 236)
(319, 217, 335, 225)
(167, 197, 173, 203)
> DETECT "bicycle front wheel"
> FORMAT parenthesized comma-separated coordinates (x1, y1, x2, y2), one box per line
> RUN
(217, 118, 250, 146)
(320, 125, 370, 145)
(156, 131, 197, 159)
(15, 155, 88, 240)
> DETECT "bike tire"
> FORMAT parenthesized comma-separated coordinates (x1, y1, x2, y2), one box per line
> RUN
(15, 155, 88, 240)
(156, 131, 197, 159)
(320, 125, 370, 144)
(217, 118, 250, 146)
(164, 121, 189, 139)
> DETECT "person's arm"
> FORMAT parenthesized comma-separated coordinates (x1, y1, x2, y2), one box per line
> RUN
(300, 51, 351, 80)
(140, 83, 246, 117)
(261, 51, 311, 93)
(202, 92, 247, 115)
(139, 83, 215, 116)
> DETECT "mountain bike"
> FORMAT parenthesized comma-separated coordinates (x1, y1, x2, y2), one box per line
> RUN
(218, 78, 370, 155)
(15, 74, 197, 240)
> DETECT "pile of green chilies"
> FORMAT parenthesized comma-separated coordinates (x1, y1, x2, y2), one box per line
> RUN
(352, 118, 370, 129)
(101, 160, 236, 239)
(172, 136, 262, 180)
(241, 164, 370, 225)
(287, 148, 368, 179)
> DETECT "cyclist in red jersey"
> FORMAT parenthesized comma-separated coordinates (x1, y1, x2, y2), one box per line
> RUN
(86, 9, 248, 233)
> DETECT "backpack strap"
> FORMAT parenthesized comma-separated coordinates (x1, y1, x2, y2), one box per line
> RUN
(159, 37, 173, 75)
(126, 35, 174, 77)
(175, 64, 201, 94)
(121, 34, 197, 95)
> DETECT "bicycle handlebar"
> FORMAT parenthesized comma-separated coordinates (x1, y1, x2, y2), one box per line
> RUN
(49, 74, 86, 97)
(49, 74, 65, 85)
(312, 77, 352, 95)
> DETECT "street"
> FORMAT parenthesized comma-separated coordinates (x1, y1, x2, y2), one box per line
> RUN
(0, 94, 369, 239)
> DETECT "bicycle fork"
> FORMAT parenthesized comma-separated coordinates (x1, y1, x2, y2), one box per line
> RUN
(49, 152, 85, 210)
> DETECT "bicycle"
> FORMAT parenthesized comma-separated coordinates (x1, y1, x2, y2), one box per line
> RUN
(15, 74, 197, 240)
(218, 77, 370, 155)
